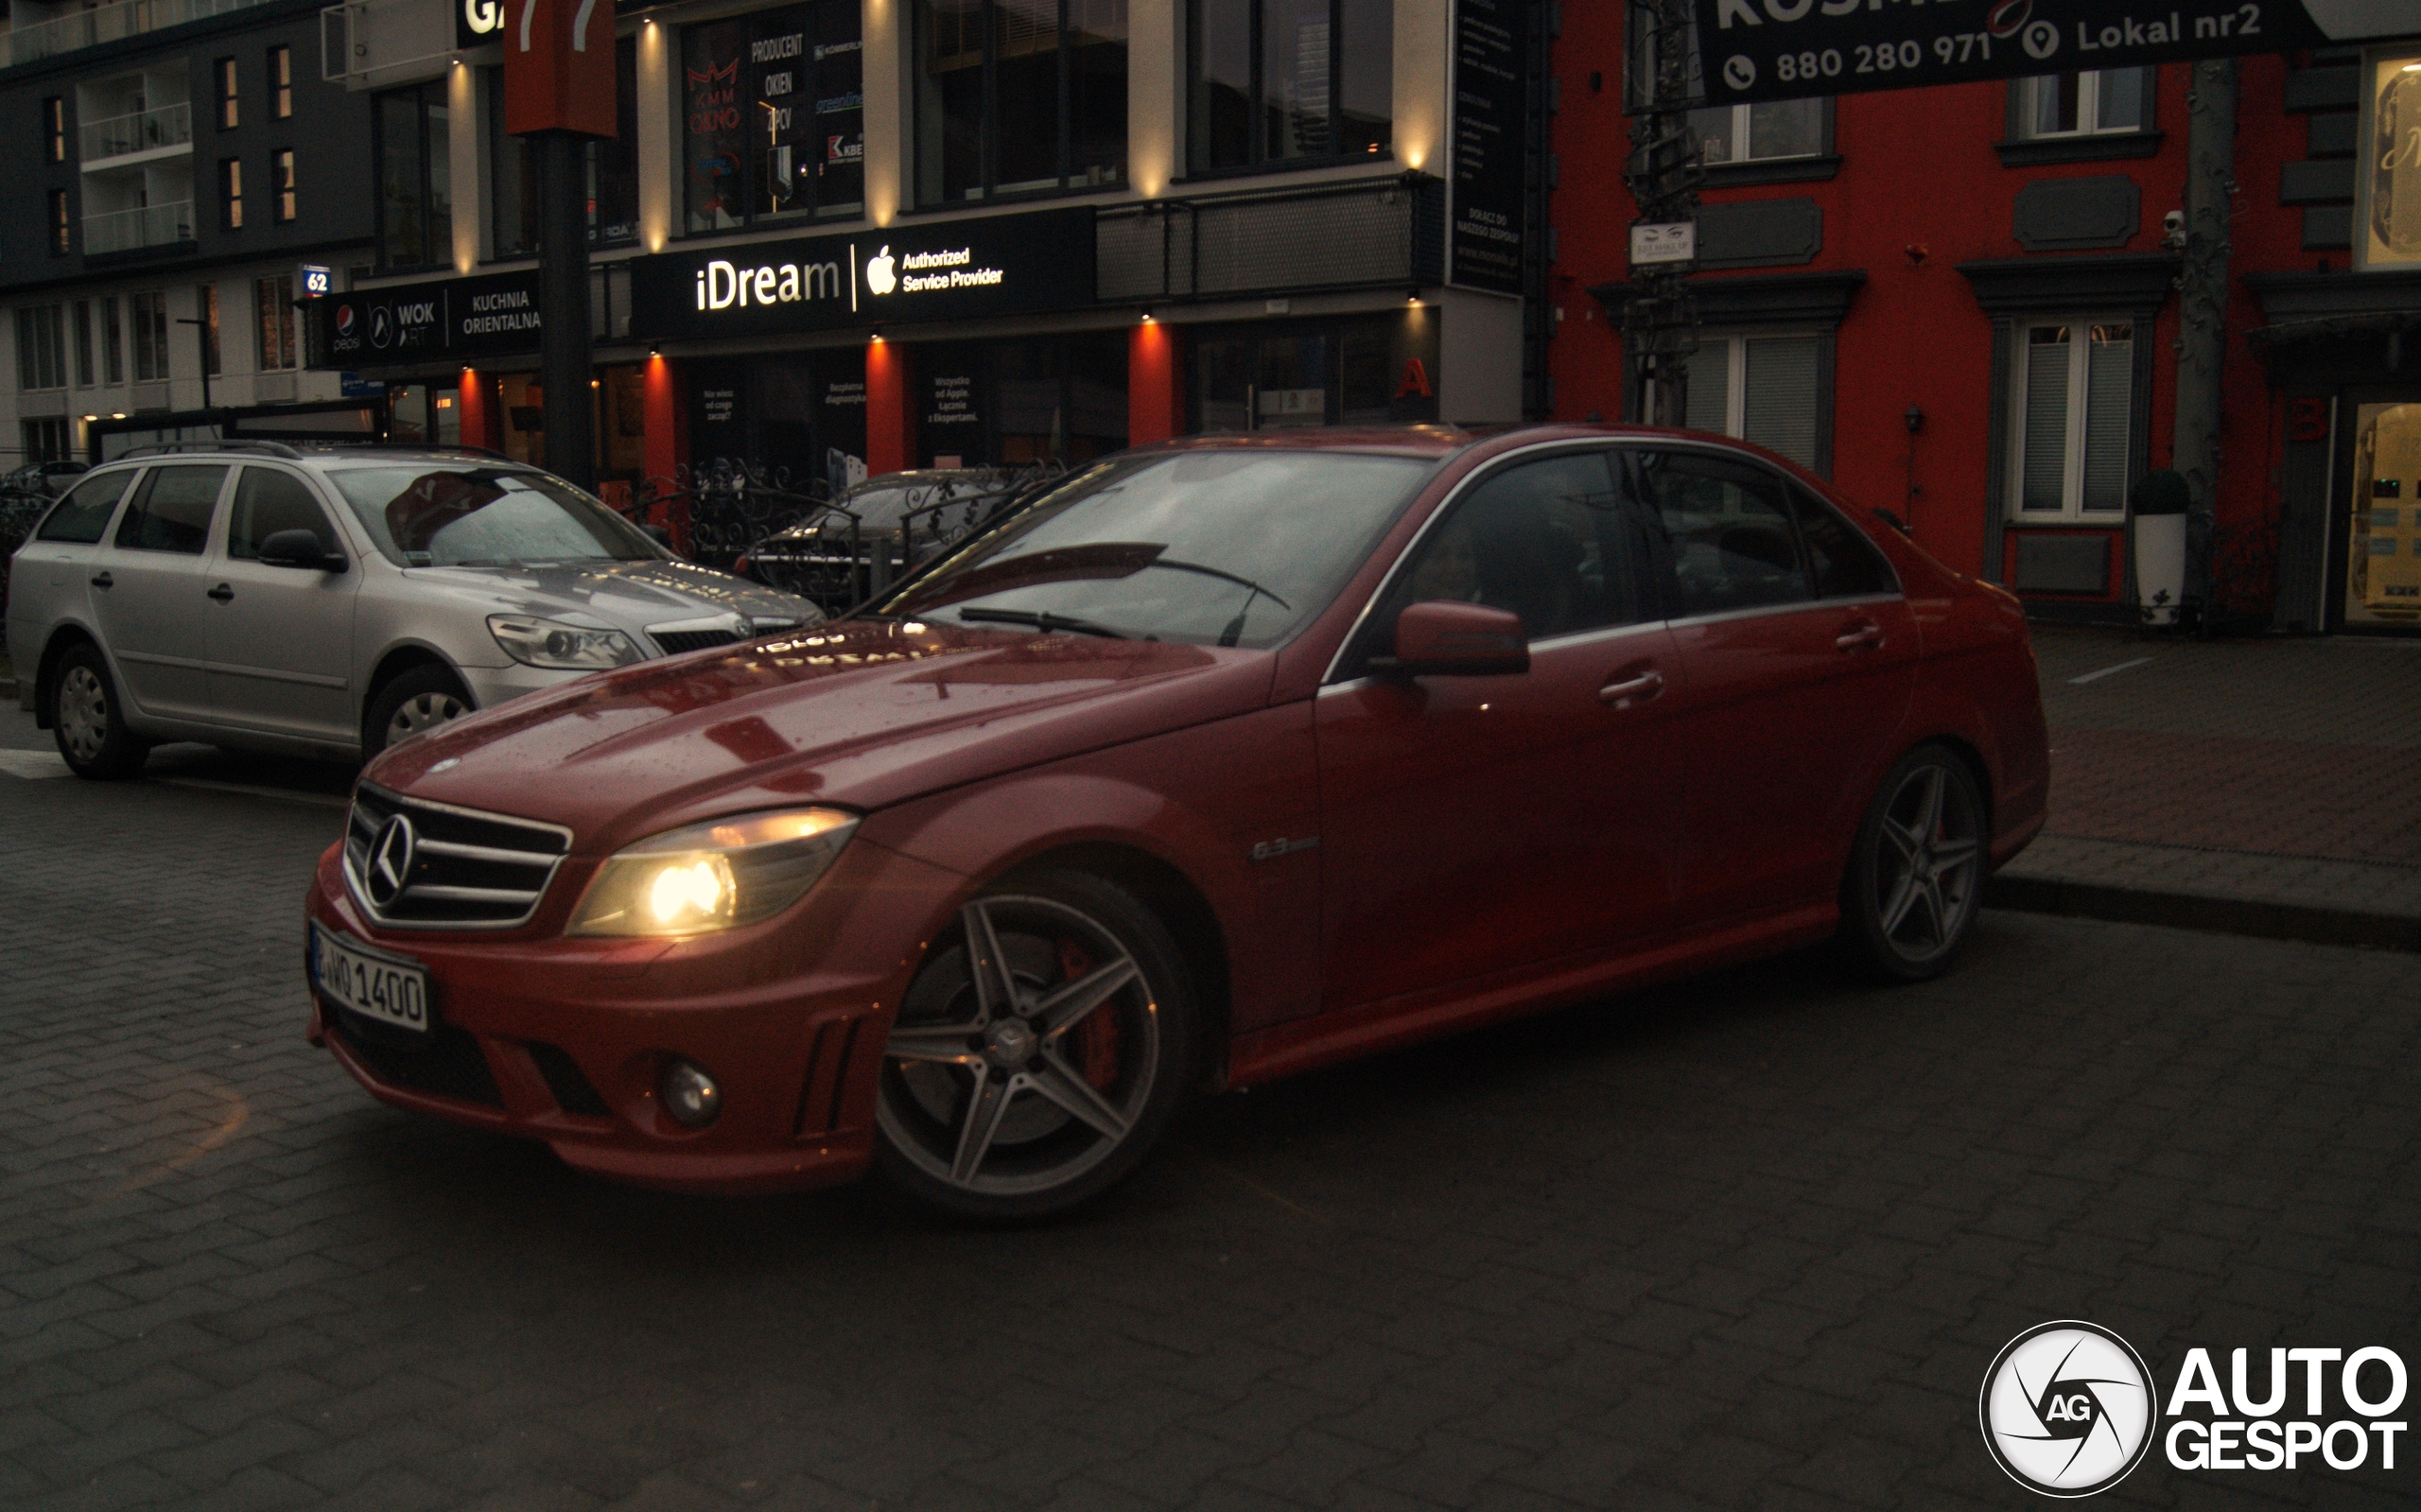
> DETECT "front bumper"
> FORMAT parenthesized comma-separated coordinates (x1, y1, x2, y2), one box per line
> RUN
(454, 660, 592, 713)
(304, 834, 963, 1194)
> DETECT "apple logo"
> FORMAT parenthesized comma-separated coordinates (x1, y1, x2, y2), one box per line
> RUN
(864, 245, 896, 296)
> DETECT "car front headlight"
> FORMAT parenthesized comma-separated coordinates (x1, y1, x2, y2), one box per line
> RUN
(567, 808, 859, 937)
(488, 614, 643, 670)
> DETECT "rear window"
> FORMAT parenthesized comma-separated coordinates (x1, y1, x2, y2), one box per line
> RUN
(33, 470, 136, 545)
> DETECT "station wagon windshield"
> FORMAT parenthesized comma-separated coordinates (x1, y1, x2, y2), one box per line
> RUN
(878, 451, 1434, 649)
(327, 466, 660, 567)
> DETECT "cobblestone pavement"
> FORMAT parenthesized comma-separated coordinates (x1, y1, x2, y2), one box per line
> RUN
(5, 718, 2419, 1510)
(2002, 630, 2421, 932)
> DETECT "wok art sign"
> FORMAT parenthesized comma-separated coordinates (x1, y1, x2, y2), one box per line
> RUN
(1691, 0, 2333, 107)
(630, 207, 1096, 341)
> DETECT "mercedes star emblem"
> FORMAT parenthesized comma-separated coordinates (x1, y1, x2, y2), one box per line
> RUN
(367, 815, 416, 907)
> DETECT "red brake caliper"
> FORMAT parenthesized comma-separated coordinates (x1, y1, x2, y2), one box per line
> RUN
(1058, 938, 1121, 1089)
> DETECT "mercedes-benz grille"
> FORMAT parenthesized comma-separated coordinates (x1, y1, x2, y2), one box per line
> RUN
(342, 784, 572, 930)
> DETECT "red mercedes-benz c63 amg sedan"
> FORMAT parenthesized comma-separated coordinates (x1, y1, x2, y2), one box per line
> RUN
(305, 426, 2048, 1218)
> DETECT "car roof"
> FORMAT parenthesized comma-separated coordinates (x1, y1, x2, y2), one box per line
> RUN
(96, 442, 514, 469)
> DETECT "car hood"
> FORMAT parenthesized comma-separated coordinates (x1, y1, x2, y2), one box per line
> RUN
(364, 617, 1275, 851)
(400, 559, 823, 638)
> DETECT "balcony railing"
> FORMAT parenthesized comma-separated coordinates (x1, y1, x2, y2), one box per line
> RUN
(79, 102, 191, 165)
(81, 200, 194, 255)
(9, 0, 278, 65)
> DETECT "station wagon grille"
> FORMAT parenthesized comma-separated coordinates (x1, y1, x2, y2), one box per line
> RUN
(342, 783, 572, 930)
(650, 628, 742, 655)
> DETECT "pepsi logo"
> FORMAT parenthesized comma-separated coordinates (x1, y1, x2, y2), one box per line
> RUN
(335, 304, 356, 337)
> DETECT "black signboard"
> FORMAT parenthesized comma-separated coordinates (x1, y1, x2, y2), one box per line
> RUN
(1450, 0, 1528, 295)
(456, 0, 505, 53)
(628, 206, 1098, 342)
(1691, 0, 2329, 108)
(312, 269, 545, 370)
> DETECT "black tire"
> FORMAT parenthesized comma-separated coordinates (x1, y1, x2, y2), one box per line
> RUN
(873, 870, 1198, 1221)
(363, 664, 473, 758)
(1838, 744, 1987, 982)
(50, 642, 149, 780)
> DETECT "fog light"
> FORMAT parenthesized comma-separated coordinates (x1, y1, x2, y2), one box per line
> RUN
(660, 1060, 722, 1127)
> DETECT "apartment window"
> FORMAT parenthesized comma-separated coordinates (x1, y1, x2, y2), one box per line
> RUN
(1689, 99, 1824, 165)
(130, 291, 169, 382)
(255, 274, 296, 371)
(43, 97, 65, 162)
(15, 304, 66, 390)
(22, 418, 71, 464)
(217, 58, 240, 130)
(103, 297, 125, 384)
(915, 0, 1127, 204)
(374, 81, 451, 269)
(1681, 334, 1824, 475)
(2016, 69, 2151, 138)
(221, 158, 244, 229)
(196, 285, 220, 377)
(48, 189, 70, 255)
(684, 8, 862, 233)
(273, 148, 295, 222)
(1189, 0, 1387, 175)
(2011, 322, 2133, 519)
(270, 45, 292, 119)
(72, 300, 94, 386)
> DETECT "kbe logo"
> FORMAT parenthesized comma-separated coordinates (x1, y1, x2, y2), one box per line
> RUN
(1980, 1321, 2159, 1497)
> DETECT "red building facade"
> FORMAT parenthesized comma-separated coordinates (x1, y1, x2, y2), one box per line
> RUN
(1548, 16, 2421, 635)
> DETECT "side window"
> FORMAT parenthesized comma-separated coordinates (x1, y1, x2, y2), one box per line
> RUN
(34, 470, 137, 545)
(1789, 485, 1898, 600)
(1631, 450, 1810, 617)
(229, 468, 337, 560)
(113, 465, 229, 555)
(1383, 451, 1645, 646)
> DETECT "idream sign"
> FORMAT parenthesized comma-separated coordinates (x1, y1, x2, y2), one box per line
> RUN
(1692, 0, 2333, 108)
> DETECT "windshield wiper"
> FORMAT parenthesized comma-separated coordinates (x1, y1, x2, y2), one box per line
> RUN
(956, 606, 1129, 639)
(1142, 557, 1292, 610)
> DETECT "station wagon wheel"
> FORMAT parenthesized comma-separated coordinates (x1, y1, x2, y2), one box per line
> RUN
(364, 665, 474, 759)
(1841, 746, 1986, 982)
(874, 873, 1195, 1220)
(50, 642, 149, 780)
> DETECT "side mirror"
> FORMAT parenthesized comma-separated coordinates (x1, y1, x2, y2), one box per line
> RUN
(1372, 600, 1530, 678)
(257, 529, 347, 573)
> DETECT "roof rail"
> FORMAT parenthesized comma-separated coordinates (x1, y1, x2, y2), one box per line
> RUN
(116, 440, 304, 461)
(286, 441, 514, 461)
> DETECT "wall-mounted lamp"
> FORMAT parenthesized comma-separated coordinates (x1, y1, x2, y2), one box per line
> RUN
(1407, 288, 1423, 305)
(648, 346, 660, 358)
(1140, 309, 1155, 322)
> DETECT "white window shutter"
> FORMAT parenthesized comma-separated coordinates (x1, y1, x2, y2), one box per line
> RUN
(2081, 324, 2133, 512)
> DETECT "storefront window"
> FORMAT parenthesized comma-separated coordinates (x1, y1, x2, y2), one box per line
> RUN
(493, 40, 643, 256)
(2360, 47, 2421, 272)
(1189, 0, 1389, 174)
(914, 0, 1127, 205)
(687, 353, 869, 497)
(1193, 313, 1436, 431)
(911, 334, 1127, 466)
(685, 2, 863, 235)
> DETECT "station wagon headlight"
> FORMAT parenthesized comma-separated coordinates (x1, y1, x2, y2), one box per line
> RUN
(488, 615, 643, 670)
(567, 808, 859, 936)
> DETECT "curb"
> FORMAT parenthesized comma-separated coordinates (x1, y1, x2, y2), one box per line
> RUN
(1987, 875, 2421, 953)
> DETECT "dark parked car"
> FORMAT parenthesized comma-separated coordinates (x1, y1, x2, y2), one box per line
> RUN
(305, 425, 2050, 1220)
(741, 467, 1057, 615)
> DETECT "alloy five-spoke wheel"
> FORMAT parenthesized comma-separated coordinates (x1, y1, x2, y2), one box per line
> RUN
(874, 874, 1194, 1219)
(1841, 746, 1985, 982)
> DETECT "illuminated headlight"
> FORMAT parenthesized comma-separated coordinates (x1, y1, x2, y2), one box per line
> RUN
(567, 808, 859, 937)
(487, 614, 642, 670)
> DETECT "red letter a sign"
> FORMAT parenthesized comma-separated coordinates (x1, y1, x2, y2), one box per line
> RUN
(504, 0, 618, 138)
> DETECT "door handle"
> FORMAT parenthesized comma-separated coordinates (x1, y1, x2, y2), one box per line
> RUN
(89, 571, 112, 589)
(1836, 621, 1885, 652)
(206, 583, 235, 603)
(1598, 669, 1665, 706)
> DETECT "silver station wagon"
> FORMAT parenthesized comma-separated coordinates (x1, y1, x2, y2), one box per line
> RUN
(6, 443, 821, 778)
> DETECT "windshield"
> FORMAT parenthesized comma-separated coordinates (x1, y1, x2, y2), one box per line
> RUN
(326, 465, 662, 567)
(878, 450, 1433, 649)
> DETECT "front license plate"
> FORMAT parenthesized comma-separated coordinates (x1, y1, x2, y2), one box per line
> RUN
(311, 925, 432, 1035)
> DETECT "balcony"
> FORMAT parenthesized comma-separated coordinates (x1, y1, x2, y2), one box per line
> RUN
(9, 0, 278, 66)
(82, 200, 194, 255)
(80, 102, 191, 165)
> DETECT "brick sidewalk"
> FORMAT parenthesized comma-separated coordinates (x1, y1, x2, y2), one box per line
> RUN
(1994, 627, 2421, 948)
